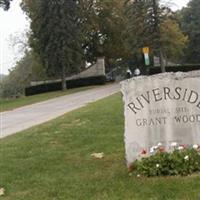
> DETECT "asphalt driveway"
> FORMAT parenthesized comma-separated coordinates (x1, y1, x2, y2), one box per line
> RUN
(1, 83, 120, 139)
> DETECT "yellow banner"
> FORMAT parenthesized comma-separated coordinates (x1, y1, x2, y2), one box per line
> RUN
(142, 47, 150, 54)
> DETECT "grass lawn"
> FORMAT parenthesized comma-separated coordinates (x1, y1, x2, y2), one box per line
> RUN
(0, 86, 96, 112)
(0, 93, 200, 200)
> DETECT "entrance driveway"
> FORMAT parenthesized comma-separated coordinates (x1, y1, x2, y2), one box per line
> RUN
(1, 83, 120, 139)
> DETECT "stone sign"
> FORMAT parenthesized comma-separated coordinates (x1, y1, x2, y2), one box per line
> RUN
(121, 70, 200, 169)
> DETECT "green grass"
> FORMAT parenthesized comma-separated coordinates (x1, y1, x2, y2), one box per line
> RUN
(0, 94, 200, 200)
(0, 86, 96, 112)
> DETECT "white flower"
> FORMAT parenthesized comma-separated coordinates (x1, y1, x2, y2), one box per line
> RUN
(150, 146, 158, 153)
(150, 148, 154, 153)
(178, 146, 184, 150)
(157, 142, 162, 147)
(184, 155, 189, 160)
(137, 174, 141, 178)
(171, 142, 178, 147)
(193, 144, 199, 149)
(156, 164, 160, 168)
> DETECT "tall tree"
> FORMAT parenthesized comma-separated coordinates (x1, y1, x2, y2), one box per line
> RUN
(22, 0, 84, 90)
(0, 50, 50, 98)
(80, 0, 129, 67)
(125, 0, 187, 71)
(125, 0, 165, 70)
(160, 18, 188, 63)
(180, 0, 200, 63)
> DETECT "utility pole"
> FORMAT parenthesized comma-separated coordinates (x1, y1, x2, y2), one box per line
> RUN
(152, 0, 166, 73)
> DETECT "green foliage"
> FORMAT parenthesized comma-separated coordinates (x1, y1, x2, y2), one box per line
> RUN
(22, 0, 84, 89)
(134, 149, 200, 177)
(180, 0, 200, 63)
(0, 94, 200, 199)
(25, 76, 106, 96)
(124, 0, 187, 66)
(0, 60, 30, 98)
(0, 51, 46, 98)
(160, 19, 188, 62)
(125, 0, 166, 52)
(80, 0, 129, 64)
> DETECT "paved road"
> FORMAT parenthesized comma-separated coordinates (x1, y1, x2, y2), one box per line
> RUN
(1, 83, 120, 139)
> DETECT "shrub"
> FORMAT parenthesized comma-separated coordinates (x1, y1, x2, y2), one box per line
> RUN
(133, 145, 200, 177)
(149, 65, 200, 75)
(25, 75, 106, 96)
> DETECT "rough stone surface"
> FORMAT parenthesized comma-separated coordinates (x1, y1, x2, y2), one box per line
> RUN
(121, 70, 200, 167)
(66, 57, 105, 80)
(31, 57, 105, 86)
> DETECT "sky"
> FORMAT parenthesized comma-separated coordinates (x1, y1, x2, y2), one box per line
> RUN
(0, 0, 190, 75)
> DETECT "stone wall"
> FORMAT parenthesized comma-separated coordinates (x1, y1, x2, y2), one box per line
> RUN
(66, 57, 105, 81)
(30, 57, 105, 86)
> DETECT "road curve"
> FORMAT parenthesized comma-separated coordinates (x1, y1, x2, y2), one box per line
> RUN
(1, 83, 120, 139)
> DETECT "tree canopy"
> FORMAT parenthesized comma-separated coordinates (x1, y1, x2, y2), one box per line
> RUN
(0, 50, 48, 98)
(80, 0, 129, 66)
(124, 0, 187, 71)
(180, 0, 200, 63)
(1, 0, 196, 97)
(160, 18, 188, 62)
(22, 0, 84, 90)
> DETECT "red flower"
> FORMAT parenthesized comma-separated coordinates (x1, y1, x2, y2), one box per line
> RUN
(158, 147, 165, 152)
(141, 149, 147, 155)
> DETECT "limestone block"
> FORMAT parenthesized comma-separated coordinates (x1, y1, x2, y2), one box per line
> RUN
(121, 70, 200, 168)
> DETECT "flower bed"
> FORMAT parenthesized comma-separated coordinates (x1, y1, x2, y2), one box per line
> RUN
(133, 143, 200, 177)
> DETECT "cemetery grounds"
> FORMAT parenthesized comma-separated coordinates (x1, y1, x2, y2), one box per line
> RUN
(0, 94, 200, 199)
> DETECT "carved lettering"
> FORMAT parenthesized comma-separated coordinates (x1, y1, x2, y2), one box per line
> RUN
(128, 87, 200, 114)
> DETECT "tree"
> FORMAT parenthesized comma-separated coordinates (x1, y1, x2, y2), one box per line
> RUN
(160, 19, 188, 63)
(180, 0, 200, 63)
(0, 0, 12, 10)
(22, 0, 84, 90)
(80, 0, 129, 68)
(125, 0, 169, 72)
(0, 53, 32, 98)
(0, 51, 46, 98)
(124, 0, 149, 60)
(125, 0, 187, 71)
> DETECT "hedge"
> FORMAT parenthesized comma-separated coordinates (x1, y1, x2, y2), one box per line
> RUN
(149, 65, 200, 75)
(25, 75, 106, 96)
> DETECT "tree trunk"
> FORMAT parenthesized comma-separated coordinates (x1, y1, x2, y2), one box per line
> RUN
(61, 65, 67, 91)
(152, 0, 166, 73)
(159, 48, 166, 73)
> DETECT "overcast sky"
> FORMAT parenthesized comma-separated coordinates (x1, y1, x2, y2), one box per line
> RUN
(0, 0, 190, 75)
